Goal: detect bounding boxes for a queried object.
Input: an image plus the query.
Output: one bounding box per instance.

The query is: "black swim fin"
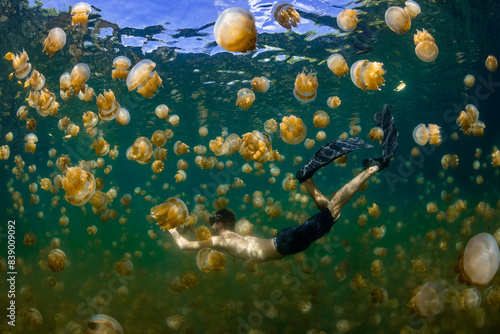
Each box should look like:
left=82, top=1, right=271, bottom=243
left=296, top=137, right=373, bottom=183
left=363, top=104, right=399, bottom=170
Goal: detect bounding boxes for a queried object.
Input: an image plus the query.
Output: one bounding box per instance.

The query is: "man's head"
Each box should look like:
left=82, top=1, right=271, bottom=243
left=209, top=209, right=235, bottom=234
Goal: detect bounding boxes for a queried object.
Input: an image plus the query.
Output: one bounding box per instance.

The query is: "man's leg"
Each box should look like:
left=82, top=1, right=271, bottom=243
left=327, top=165, right=379, bottom=219
left=302, top=177, right=329, bottom=211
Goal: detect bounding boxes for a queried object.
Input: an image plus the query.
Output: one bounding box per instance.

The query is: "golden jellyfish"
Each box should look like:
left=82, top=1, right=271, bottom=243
left=151, top=130, right=168, bottom=147
left=441, top=154, right=459, bottom=170
left=272, top=2, right=300, bottom=30
left=485, top=55, right=498, bottom=72
left=24, top=133, right=38, bottom=153
left=28, top=89, right=59, bottom=116
left=59, top=72, right=73, bottom=100
left=87, top=314, right=124, bottom=334
left=412, top=123, right=441, bottom=146
left=150, top=197, right=189, bottom=230
left=313, top=110, right=330, bottom=128
left=408, top=282, right=445, bottom=317
left=251, top=76, right=270, bottom=93
left=458, top=287, right=482, bottom=312
left=235, top=219, right=253, bottom=236
left=167, top=315, right=185, bottom=330
left=47, top=248, right=67, bottom=272
left=127, top=137, right=153, bottom=164
left=293, top=70, right=318, bottom=103
left=169, top=114, right=180, bottom=126
left=24, top=70, right=45, bottom=90
left=198, top=126, right=208, bottom=136
left=457, top=104, right=479, bottom=134
left=91, top=137, right=110, bottom=156
left=0, top=145, right=10, bottom=160
left=327, top=54, right=349, bottom=76
left=112, top=56, right=131, bottom=80
left=127, top=59, right=162, bottom=98
left=174, top=170, right=186, bottom=182
left=116, top=108, right=130, bottom=125
left=455, top=233, right=500, bottom=287
left=196, top=226, right=211, bottom=241
left=371, top=225, right=386, bottom=239
left=385, top=6, right=411, bottom=34
left=66, top=123, right=80, bottom=137
left=214, top=7, right=257, bottom=53
left=304, top=138, right=315, bottom=149
left=56, top=155, right=71, bottom=171
left=70, top=63, right=90, bottom=94
left=368, top=203, right=381, bottom=219
left=464, top=74, right=475, bottom=88
left=492, top=147, right=500, bottom=167
left=173, top=140, right=190, bottom=155
left=280, top=115, right=307, bottom=145
left=113, top=258, right=134, bottom=276
left=196, top=247, right=227, bottom=272
left=24, top=308, right=43, bottom=328
left=236, top=88, right=256, bottom=109
left=264, top=119, right=278, bottom=133
left=62, top=166, right=96, bottom=206
left=239, top=130, right=273, bottom=163
left=337, top=9, right=358, bottom=32
left=370, top=288, right=388, bottom=304
left=350, top=60, right=385, bottom=90
left=327, top=96, right=341, bottom=109
left=404, top=0, right=421, bottom=18
left=42, top=27, right=66, bottom=55
left=71, top=2, right=91, bottom=25
left=10, top=50, right=32, bottom=79
left=368, top=127, right=384, bottom=141
left=470, top=121, right=485, bottom=136
left=155, top=104, right=170, bottom=120
left=17, top=105, right=28, bottom=120
left=315, top=131, right=326, bottom=141
left=78, top=84, right=94, bottom=101
left=414, top=29, right=439, bottom=62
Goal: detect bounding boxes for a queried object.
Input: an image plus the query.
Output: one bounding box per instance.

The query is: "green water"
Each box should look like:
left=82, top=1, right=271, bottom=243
left=0, top=0, right=499, bottom=333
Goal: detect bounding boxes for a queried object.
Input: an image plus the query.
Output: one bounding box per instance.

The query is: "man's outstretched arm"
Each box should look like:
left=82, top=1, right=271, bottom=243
left=167, top=228, right=214, bottom=251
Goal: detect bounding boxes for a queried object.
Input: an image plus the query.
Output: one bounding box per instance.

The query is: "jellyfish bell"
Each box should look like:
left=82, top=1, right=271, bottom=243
left=464, top=74, right=475, bottom=88
left=47, top=248, right=67, bottom=272
left=42, top=27, right=66, bottom=55
left=455, top=233, right=500, bottom=287
left=337, top=9, right=358, bottom=32
left=116, top=108, right=130, bottom=125
left=327, top=54, right=349, bottom=76
left=404, top=0, right=421, bottom=18
left=62, top=166, right=96, bottom=206
left=214, top=7, right=257, bottom=53
left=485, top=55, right=498, bottom=72
left=196, top=247, right=227, bottom=272
left=412, top=123, right=428, bottom=145
left=415, top=41, right=439, bottom=62
left=272, top=2, right=300, bottom=30
left=11, top=50, right=32, bottom=79
left=87, top=314, right=123, bottom=334
left=126, top=59, right=162, bottom=98
left=280, top=116, right=307, bottom=145
left=236, top=88, right=256, bottom=109
left=385, top=6, right=411, bottom=34
left=150, top=197, right=189, bottom=230
left=70, top=63, right=90, bottom=94
left=408, top=282, right=445, bottom=317
left=251, top=76, right=270, bottom=93
left=293, top=70, right=318, bottom=103
left=155, top=104, right=170, bottom=119
left=112, top=56, right=131, bottom=80
left=24, top=133, right=38, bottom=153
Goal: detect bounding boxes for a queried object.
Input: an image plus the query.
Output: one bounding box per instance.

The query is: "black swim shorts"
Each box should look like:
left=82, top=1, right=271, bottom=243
left=273, top=208, right=336, bottom=256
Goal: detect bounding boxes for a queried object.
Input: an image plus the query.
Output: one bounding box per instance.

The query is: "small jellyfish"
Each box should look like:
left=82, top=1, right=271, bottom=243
left=70, top=63, right=90, bottom=94
left=337, top=9, right=358, bottom=32
left=293, top=70, right=318, bottom=103
left=455, top=233, right=500, bottom=287
left=458, top=288, right=482, bottom=312
left=251, top=76, right=270, bottom=93
left=152, top=130, right=168, bottom=147
left=236, top=88, right=256, bottom=109
left=327, top=96, right=341, bottom=109
left=313, top=110, right=330, bottom=128
left=24, top=308, right=43, bottom=328
left=198, top=126, right=208, bottom=136
left=470, top=121, right=485, bottom=137
left=167, top=315, right=185, bottom=329
left=264, top=119, right=278, bottom=133
left=413, top=123, right=429, bottom=146
left=196, top=248, right=227, bottom=272
left=385, top=6, right=411, bottom=34
left=91, top=137, right=110, bottom=156
left=62, top=166, right=96, bottom=206
left=235, top=219, right=253, bottom=236
left=150, top=197, right=189, bottom=230
left=0, top=145, right=10, bottom=160
left=457, top=104, right=479, bottom=134
left=174, top=170, right=187, bottom=182
left=155, top=104, right=170, bottom=119
left=126, top=59, right=162, bottom=98
left=404, top=0, right=421, bottom=18
left=87, top=314, right=123, bottom=334
left=17, top=105, right=28, bottom=120
left=97, top=90, right=121, bottom=121
left=71, top=3, right=93, bottom=24
left=464, top=74, right=475, bottom=88
left=408, top=282, right=445, bottom=317
left=59, top=72, right=73, bottom=100
left=24, top=70, right=45, bottom=90
left=414, top=29, right=439, bottom=62
left=196, top=226, right=211, bottom=241
left=368, top=127, right=384, bottom=141
left=24, top=133, right=38, bottom=153
left=316, top=131, right=326, bottom=141
left=485, top=55, right=498, bottom=72
left=280, top=115, right=307, bottom=145
left=47, top=248, right=67, bottom=272
left=127, top=137, right=153, bottom=164
left=327, top=54, right=349, bottom=76
left=112, top=56, right=131, bottom=80
left=239, top=130, right=273, bottom=162
left=492, top=147, right=500, bottom=167
left=441, top=154, right=459, bottom=170
left=42, top=27, right=66, bottom=55
left=116, top=108, right=130, bottom=125
left=173, top=141, right=190, bottom=156
left=350, top=60, right=385, bottom=90
left=272, top=2, right=300, bottom=30
left=214, top=7, right=257, bottom=53
left=113, top=258, right=134, bottom=276
left=9, top=50, right=32, bottom=79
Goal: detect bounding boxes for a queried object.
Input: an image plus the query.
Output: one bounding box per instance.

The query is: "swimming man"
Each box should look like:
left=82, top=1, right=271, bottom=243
left=167, top=104, right=398, bottom=262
